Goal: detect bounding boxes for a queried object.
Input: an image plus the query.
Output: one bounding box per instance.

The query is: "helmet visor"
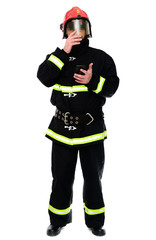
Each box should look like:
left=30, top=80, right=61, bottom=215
left=66, top=19, right=90, bottom=36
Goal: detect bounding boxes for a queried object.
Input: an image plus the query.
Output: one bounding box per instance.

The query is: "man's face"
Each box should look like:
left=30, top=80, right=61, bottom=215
left=66, top=19, right=88, bottom=39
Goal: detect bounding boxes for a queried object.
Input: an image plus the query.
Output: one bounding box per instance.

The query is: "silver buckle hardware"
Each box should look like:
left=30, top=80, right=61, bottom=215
left=86, top=113, right=94, bottom=125
left=64, top=126, right=77, bottom=131
left=64, top=112, right=70, bottom=125
left=64, top=93, right=77, bottom=98
left=69, top=57, right=76, bottom=61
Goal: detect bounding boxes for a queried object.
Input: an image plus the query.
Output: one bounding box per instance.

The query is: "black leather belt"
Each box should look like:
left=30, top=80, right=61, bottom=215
left=55, top=108, right=103, bottom=126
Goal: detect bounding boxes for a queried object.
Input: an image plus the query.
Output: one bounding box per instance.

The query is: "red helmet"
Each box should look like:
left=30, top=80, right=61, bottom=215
left=60, top=6, right=92, bottom=39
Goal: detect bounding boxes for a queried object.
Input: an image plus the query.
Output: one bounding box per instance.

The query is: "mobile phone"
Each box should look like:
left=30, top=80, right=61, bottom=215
left=75, top=65, right=87, bottom=75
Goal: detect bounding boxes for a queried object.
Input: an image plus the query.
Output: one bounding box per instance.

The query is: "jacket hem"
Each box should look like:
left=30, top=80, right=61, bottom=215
left=45, top=130, right=107, bottom=148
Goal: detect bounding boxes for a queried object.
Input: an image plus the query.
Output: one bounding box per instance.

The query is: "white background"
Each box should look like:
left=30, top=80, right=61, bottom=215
left=0, top=0, right=156, bottom=239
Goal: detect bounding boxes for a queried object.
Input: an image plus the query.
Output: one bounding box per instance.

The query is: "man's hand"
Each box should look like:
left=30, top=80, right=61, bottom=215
left=63, top=31, right=82, bottom=54
left=74, top=63, right=94, bottom=84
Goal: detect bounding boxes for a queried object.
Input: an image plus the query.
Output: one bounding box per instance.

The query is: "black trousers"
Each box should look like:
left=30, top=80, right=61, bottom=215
left=48, top=141, right=105, bottom=228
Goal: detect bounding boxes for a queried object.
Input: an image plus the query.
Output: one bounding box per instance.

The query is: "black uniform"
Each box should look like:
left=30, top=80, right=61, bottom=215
left=37, top=38, right=119, bottom=228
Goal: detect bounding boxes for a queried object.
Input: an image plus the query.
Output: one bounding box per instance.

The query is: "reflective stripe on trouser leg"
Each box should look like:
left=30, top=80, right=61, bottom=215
left=84, top=203, right=105, bottom=215
left=83, top=203, right=105, bottom=228
left=48, top=204, right=72, bottom=215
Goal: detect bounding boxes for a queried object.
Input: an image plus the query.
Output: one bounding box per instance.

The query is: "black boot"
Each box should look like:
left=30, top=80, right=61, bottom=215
left=47, top=225, right=62, bottom=236
left=91, top=227, right=106, bottom=236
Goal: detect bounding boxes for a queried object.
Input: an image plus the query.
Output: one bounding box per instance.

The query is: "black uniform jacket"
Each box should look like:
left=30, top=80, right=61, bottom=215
left=37, top=38, right=119, bottom=148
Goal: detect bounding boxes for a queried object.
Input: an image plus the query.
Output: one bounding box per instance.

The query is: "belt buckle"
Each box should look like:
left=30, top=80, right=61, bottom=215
left=64, top=112, right=70, bottom=125
left=64, top=126, right=77, bottom=131
left=86, top=113, right=94, bottom=125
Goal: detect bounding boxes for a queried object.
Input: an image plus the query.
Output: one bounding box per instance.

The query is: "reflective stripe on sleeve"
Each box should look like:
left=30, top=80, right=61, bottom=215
left=48, top=204, right=72, bottom=215
left=84, top=203, right=105, bottom=215
left=48, top=54, right=64, bottom=70
left=46, top=129, right=107, bottom=146
left=93, top=76, right=106, bottom=94
left=53, top=84, right=88, bottom=93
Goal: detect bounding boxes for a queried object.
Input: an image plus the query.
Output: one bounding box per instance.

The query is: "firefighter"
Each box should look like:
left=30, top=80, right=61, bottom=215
left=37, top=6, right=119, bottom=237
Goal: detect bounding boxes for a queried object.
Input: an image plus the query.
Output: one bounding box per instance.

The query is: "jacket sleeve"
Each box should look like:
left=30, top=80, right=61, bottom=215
left=87, top=53, right=119, bottom=98
left=37, top=48, right=69, bottom=87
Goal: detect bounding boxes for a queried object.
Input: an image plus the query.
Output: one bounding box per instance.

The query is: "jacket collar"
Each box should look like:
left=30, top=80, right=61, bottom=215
left=70, top=38, right=89, bottom=57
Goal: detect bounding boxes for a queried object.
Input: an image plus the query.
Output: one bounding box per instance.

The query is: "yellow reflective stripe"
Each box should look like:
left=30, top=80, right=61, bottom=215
left=48, top=54, right=64, bottom=70
left=84, top=203, right=105, bottom=215
left=48, top=204, right=72, bottom=215
left=53, top=84, right=88, bottom=93
left=93, top=76, right=106, bottom=94
left=46, top=129, right=107, bottom=146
